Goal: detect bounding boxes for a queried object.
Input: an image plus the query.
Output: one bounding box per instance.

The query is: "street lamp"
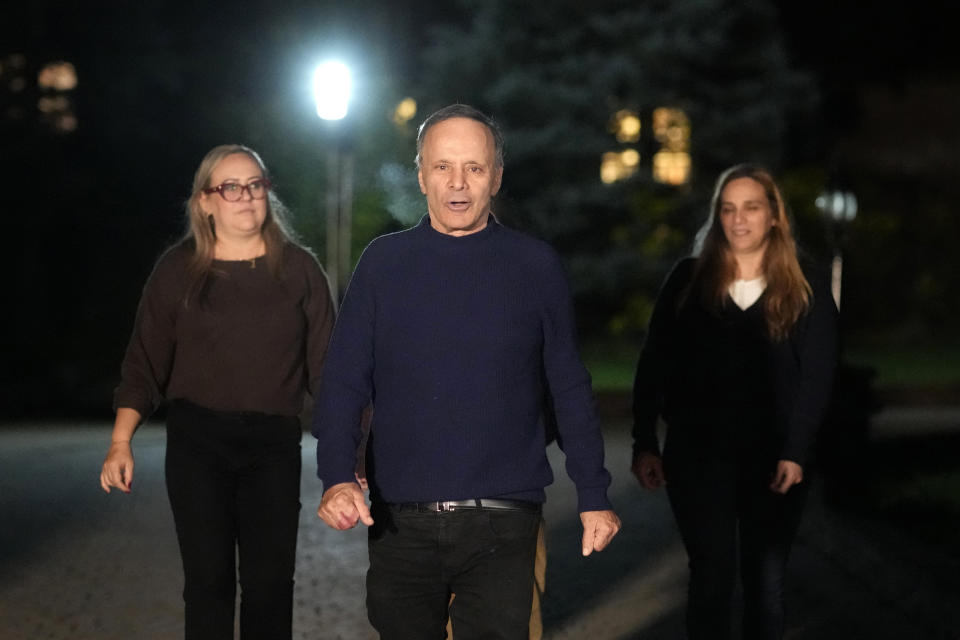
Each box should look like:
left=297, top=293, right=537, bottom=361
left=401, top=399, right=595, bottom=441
left=815, top=187, right=858, bottom=309
left=313, top=60, right=353, bottom=298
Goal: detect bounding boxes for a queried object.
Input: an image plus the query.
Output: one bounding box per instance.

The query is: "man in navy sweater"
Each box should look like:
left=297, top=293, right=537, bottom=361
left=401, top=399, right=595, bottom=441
left=313, top=104, right=621, bottom=639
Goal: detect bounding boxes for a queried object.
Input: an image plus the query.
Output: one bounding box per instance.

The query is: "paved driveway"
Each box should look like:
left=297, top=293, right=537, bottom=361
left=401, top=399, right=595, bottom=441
left=1, top=419, right=956, bottom=639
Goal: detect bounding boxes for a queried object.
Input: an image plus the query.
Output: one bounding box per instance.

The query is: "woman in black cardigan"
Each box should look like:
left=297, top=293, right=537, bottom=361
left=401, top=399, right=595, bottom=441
left=631, top=164, right=838, bottom=640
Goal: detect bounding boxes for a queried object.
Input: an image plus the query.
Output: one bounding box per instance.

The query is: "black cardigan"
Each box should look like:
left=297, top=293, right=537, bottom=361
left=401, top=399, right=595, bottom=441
left=632, top=257, right=838, bottom=466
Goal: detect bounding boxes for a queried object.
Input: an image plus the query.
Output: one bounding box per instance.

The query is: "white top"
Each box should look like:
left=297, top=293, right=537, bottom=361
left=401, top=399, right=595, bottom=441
left=729, top=276, right=766, bottom=310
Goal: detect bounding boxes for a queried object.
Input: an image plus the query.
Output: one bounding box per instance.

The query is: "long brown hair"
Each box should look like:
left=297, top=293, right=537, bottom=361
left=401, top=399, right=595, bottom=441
left=689, top=164, right=811, bottom=341
left=183, top=145, right=298, bottom=303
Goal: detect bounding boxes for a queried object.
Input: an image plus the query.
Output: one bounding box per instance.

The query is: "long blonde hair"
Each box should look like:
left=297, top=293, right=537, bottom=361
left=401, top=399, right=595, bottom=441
left=689, top=164, right=811, bottom=341
left=183, top=145, right=297, bottom=302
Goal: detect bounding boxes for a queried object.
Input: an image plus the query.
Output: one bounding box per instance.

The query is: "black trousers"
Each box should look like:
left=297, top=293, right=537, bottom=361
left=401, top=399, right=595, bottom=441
left=366, top=502, right=541, bottom=640
left=165, top=400, right=302, bottom=640
left=665, top=449, right=807, bottom=640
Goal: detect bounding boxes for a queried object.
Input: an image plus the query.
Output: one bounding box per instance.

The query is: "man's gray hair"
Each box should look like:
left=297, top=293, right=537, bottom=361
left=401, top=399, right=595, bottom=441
left=415, top=104, right=505, bottom=169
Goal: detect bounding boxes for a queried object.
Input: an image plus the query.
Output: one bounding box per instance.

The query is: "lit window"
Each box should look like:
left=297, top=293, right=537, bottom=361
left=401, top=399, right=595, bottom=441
left=55, top=113, right=78, bottom=132
left=621, top=148, right=640, bottom=168
left=38, top=96, right=70, bottom=113
left=3, top=54, right=28, bottom=94
left=34, top=65, right=79, bottom=134
left=653, top=151, right=691, bottom=186
left=610, top=109, right=641, bottom=143
left=38, top=61, right=78, bottom=91
left=600, top=149, right=640, bottom=184
left=652, top=107, right=691, bottom=185
left=600, top=152, right=622, bottom=184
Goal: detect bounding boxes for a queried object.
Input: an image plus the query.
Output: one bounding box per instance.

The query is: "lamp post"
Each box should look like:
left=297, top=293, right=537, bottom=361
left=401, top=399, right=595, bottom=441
left=313, top=60, right=353, bottom=298
left=815, top=187, right=857, bottom=309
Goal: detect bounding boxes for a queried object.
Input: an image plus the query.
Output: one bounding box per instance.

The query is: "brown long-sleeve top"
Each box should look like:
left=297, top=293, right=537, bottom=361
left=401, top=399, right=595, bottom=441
left=114, top=241, right=336, bottom=418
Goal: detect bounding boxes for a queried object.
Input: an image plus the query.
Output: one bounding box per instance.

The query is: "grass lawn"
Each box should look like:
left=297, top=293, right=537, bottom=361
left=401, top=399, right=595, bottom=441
left=583, top=351, right=636, bottom=392
left=844, top=342, right=960, bottom=389
left=583, top=338, right=960, bottom=394
left=581, top=343, right=640, bottom=393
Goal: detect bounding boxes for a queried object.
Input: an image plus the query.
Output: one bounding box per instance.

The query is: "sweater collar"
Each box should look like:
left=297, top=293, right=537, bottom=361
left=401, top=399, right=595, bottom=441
left=416, top=213, right=501, bottom=244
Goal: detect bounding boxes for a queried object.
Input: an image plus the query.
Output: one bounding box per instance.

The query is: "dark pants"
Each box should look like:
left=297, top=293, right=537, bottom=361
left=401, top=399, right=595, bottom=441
left=165, top=401, right=302, bottom=640
left=665, top=451, right=807, bottom=640
left=366, top=502, right=541, bottom=640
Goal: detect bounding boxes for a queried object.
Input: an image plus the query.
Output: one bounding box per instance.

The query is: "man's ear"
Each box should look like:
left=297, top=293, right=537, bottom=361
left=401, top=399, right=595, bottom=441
left=492, top=166, right=503, bottom=196
left=417, top=167, right=427, bottom=195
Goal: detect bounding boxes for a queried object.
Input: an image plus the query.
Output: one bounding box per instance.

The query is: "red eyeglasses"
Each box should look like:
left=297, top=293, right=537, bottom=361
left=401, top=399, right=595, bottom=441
left=203, top=178, right=272, bottom=202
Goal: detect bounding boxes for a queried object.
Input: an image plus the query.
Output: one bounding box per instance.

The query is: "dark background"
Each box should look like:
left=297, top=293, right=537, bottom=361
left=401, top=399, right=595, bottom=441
left=1, top=0, right=957, bottom=418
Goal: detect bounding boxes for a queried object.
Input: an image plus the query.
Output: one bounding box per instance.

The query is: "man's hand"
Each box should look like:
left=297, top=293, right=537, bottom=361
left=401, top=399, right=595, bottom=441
left=580, top=509, right=621, bottom=556
left=317, top=482, right=374, bottom=530
left=631, top=452, right=665, bottom=490
left=355, top=472, right=369, bottom=491
left=769, top=460, right=803, bottom=494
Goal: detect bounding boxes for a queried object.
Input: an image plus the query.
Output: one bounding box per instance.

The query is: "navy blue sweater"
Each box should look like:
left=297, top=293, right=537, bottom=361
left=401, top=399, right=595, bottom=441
left=313, top=216, right=612, bottom=512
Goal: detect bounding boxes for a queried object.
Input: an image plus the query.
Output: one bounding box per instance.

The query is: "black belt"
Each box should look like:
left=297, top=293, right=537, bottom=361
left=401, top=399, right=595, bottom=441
left=392, top=499, right=542, bottom=513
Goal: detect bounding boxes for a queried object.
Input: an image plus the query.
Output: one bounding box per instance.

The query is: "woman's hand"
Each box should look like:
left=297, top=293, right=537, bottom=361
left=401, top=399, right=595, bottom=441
left=631, top=452, right=666, bottom=490
left=769, top=459, right=803, bottom=494
left=101, top=442, right=135, bottom=493
left=100, top=407, right=141, bottom=494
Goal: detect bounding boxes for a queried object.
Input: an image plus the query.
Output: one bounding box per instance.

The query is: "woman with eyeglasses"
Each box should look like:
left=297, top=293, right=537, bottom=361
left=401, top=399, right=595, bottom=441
left=631, top=164, right=838, bottom=640
left=100, top=144, right=335, bottom=639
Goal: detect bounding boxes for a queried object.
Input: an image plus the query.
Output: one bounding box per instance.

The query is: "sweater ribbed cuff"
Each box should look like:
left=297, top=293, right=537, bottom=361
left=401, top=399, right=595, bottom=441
left=577, top=487, right=613, bottom=513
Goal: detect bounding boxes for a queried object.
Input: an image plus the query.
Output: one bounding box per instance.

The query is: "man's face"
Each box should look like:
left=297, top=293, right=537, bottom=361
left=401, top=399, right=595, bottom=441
left=417, top=117, right=503, bottom=236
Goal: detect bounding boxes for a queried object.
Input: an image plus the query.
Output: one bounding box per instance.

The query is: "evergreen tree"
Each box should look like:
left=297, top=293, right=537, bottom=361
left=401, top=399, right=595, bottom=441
left=414, top=0, right=815, bottom=339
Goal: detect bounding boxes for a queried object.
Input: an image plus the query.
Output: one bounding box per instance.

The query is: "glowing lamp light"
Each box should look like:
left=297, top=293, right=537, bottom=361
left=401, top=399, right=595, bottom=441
left=815, top=190, right=858, bottom=223
left=393, top=97, right=417, bottom=125
left=313, top=61, right=351, bottom=121
left=815, top=187, right=857, bottom=308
